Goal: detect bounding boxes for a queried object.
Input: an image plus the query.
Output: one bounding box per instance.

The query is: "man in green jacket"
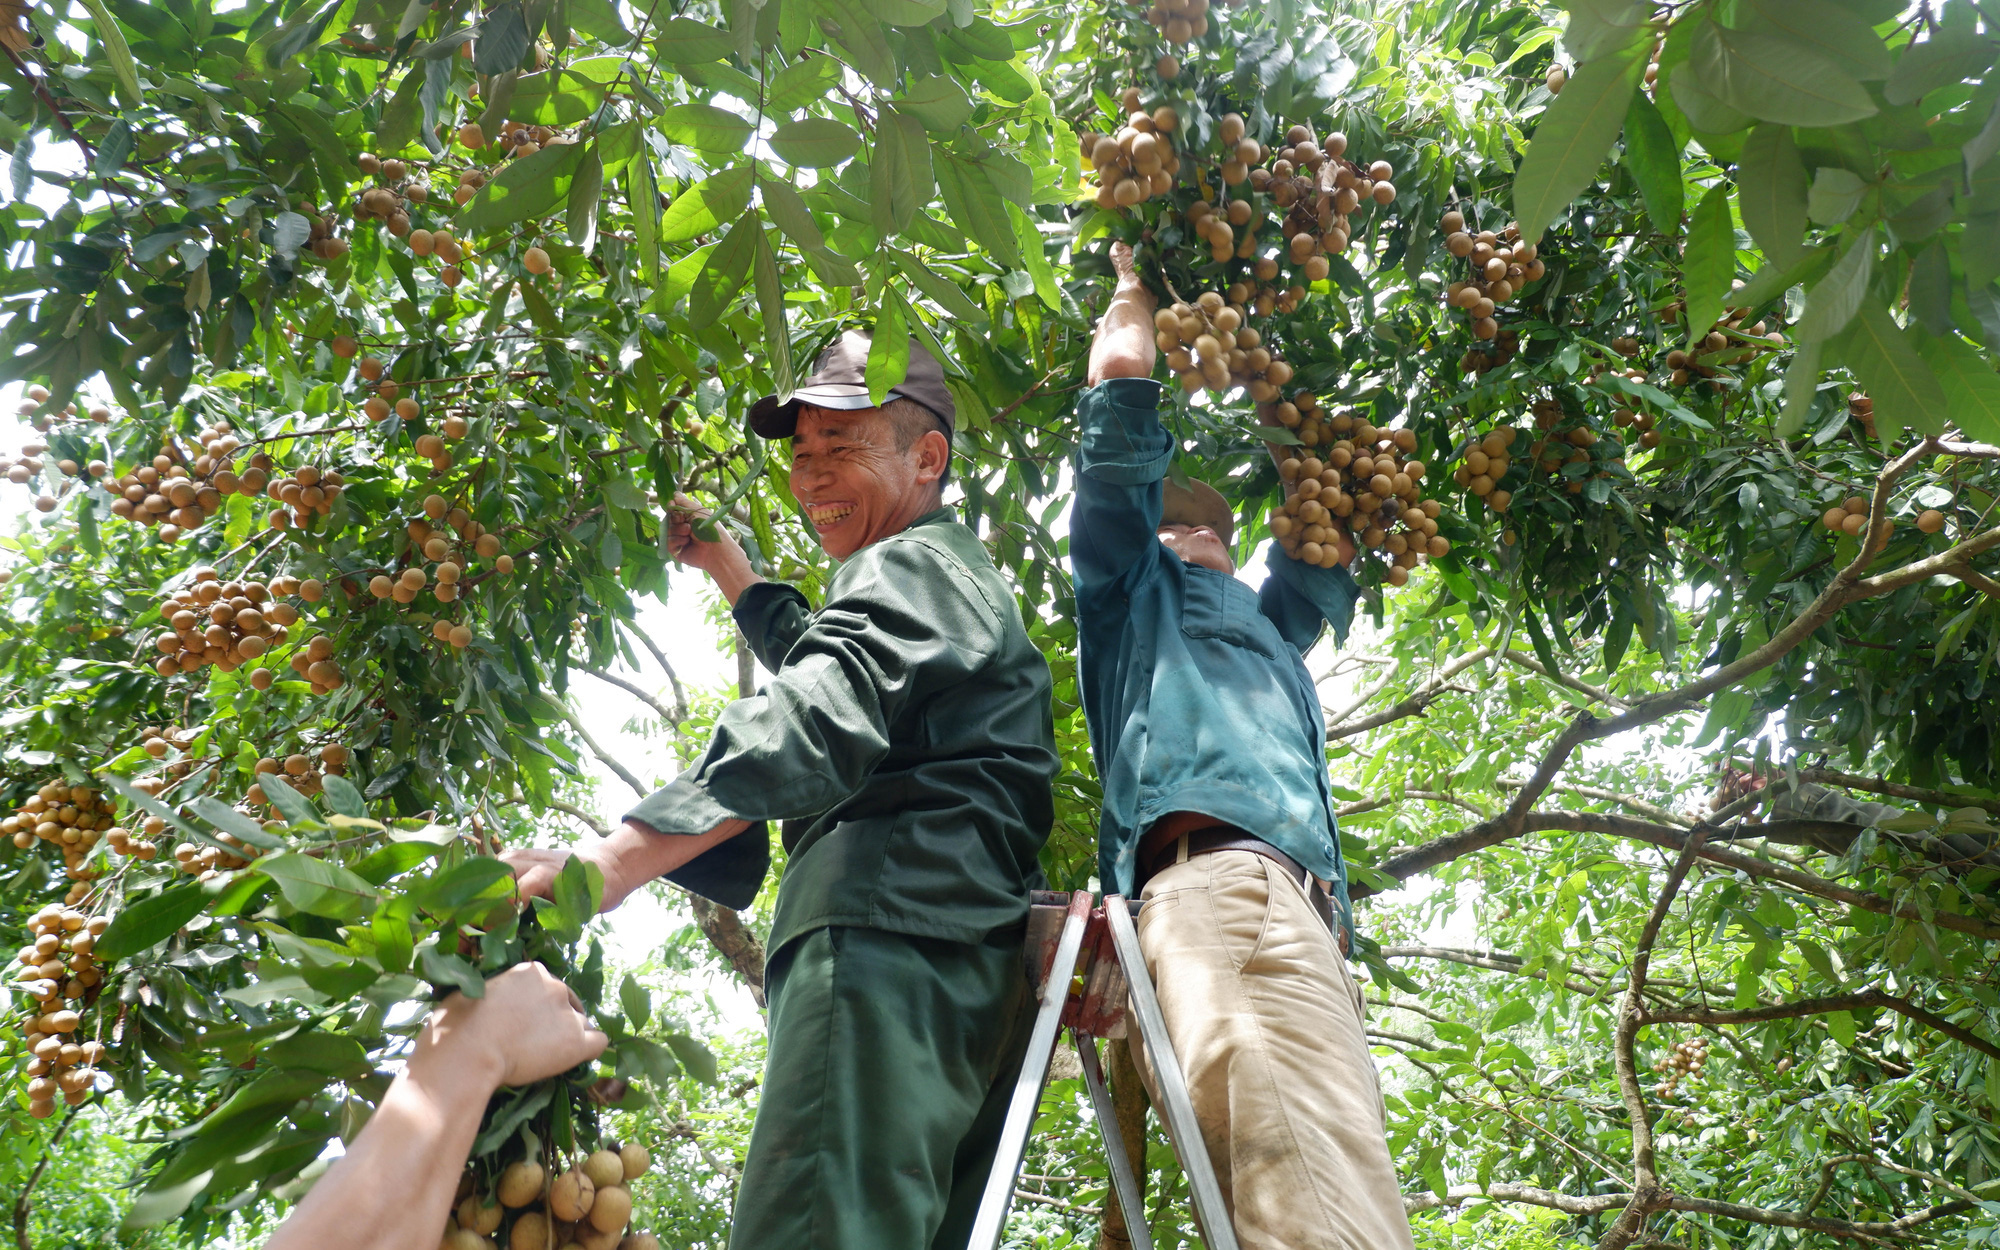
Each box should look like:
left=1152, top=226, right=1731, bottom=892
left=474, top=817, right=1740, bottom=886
left=506, top=332, right=1059, bottom=1250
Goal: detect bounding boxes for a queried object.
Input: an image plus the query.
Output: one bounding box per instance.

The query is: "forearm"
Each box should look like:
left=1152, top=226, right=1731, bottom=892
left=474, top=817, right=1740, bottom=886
left=706, top=546, right=765, bottom=608
left=1089, top=281, right=1158, bottom=384
left=611, top=817, right=752, bottom=885
left=265, top=1059, right=494, bottom=1250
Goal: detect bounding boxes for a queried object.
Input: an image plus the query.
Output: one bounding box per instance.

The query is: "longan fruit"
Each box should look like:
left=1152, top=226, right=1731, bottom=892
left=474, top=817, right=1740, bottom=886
left=509, top=1212, right=552, bottom=1250
left=396, top=398, right=420, bottom=421
left=586, top=1185, right=631, bottom=1233
left=449, top=625, right=474, bottom=648
left=424, top=494, right=449, bottom=518
left=1840, top=512, right=1866, bottom=536
left=550, top=1169, right=595, bottom=1221
left=1155, top=53, right=1179, bottom=78
left=1842, top=495, right=1868, bottom=515
left=369, top=575, right=394, bottom=598
left=524, top=247, right=552, bottom=274
left=497, top=1161, right=544, bottom=1208
left=1917, top=509, right=1945, bottom=533
left=582, top=1151, right=625, bottom=1189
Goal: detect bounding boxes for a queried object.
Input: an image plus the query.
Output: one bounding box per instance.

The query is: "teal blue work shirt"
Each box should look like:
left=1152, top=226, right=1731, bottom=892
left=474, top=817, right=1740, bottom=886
left=1069, top=378, right=1358, bottom=925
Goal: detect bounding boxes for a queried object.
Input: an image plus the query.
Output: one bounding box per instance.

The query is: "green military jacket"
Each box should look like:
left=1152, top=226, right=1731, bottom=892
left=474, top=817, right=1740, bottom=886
left=624, top=507, right=1058, bottom=956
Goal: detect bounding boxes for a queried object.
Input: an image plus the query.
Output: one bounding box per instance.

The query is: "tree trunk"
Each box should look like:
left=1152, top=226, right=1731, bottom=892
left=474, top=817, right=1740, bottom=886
left=688, top=893, right=768, bottom=1009
left=1097, top=1037, right=1152, bottom=1250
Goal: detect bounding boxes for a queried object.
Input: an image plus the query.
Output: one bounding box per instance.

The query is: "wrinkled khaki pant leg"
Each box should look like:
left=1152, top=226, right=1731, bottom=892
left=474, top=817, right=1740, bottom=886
left=1131, top=851, right=1415, bottom=1250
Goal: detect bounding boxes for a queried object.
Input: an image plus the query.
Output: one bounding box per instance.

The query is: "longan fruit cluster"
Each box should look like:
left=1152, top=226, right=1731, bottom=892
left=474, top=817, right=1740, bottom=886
left=1249, top=125, right=1394, bottom=278
left=13, top=907, right=111, bottom=1119
left=1654, top=292, right=1786, bottom=388
left=3, top=782, right=116, bottom=902
left=10, top=384, right=110, bottom=433
left=152, top=566, right=307, bottom=680
left=1441, top=214, right=1541, bottom=351
left=246, top=745, right=350, bottom=810
left=170, top=829, right=263, bottom=879
left=1142, top=0, right=1211, bottom=46
left=1080, top=92, right=1181, bottom=213
left=462, top=1145, right=657, bottom=1250
left=279, top=630, right=349, bottom=694
left=294, top=201, right=351, bottom=261
left=1270, top=406, right=1444, bottom=584
left=1522, top=399, right=1627, bottom=495
left=408, top=224, right=475, bottom=289
left=1818, top=493, right=1881, bottom=539
left=1152, top=292, right=1292, bottom=396
left=1, top=438, right=78, bottom=514
left=354, top=152, right=431, bottom=241
left=1610, top=404, right=1662, bottom=451
left=1651, top=1034, right=1708, bottom=1097
left=264, top=463, right=349, bottom=532
left=103, top=427, right=270, bottom=542
left=1452, top=425, right=1521, bottom=514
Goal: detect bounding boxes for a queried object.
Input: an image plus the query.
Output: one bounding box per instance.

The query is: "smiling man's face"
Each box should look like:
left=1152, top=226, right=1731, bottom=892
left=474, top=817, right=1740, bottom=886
left=788, top=405, right=948, bottom=559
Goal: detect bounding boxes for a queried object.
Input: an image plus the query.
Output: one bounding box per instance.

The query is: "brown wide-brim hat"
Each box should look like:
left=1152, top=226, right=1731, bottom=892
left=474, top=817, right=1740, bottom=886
left=749, top=329, right=956, bottom=439
left=1161, top=478, right=1235, bottom=546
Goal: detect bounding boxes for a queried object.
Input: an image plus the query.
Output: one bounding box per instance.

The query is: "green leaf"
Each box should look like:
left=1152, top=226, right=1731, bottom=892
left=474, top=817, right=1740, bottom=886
left=1667, top=61, right=1751, bottom=134
left=1806, top=167, right=1866, bottom=225
left=568, top=144, right=604, bottom=253
left=761, top=176, right=826, bottom=250
left=1745, top=0, right=1891, bottom=81
left=660, top=164, right=755, bottom=244
left=1737, top=124, right=1808, bottom=267
left=654, top=16, right=734, bottom=61
left=619, top=972, right=651, bottom=1027
left=767, top=54, right=844, bottom=113
left=1511, top=39, right=1647, bottom=242
left=1794, top=235, right=1873, bottom=343
left=1884, top=25, right=1996, bottom=106
left=814, top=0, right=896, bottom=87
left=1775, top=337, right=1824, bottom=436
left=1909, top=239, right=1955, bottom=337
left=862, top=0, right=946, bottom=24
left=190, top=796, right=287, bottom=849
left=96, top=884, right=210, bottom=961
left=1620, top=91, right=1684, bottom=235
left=1827, top=1009, right=1856, bottom=1048
left=372, top=904, right=415, bottom=975
left=419, top=943, right=486, bottom=997
left=263, top=1032, right=372, bottom=1078
left=458, top=139, right=591, bottom=235
left=1690, top=21, right=1876, bottom=127
left=256, top=851, right=380, bottom=920
left=1842, top=303, right=1947, bottom=441
left=1489, top=998, right=1536, bottom=1031
left=934, top=151, right=1020, bottom=266
left=76, top=0, right=144, bottom=108
left=665, top=1032, right=720, bottom=1084
left=867, top=295, right=910, bottom=405
left=624, top=1036, right=682, bottom=1087
left=899, top=74, right=976, bottom=133
left=870, top=108, right=934, bottom=237
left=890, top=249, right=985, bottom=322
left=1561, top=0, right=1652, bottom=61
left=629, top=151, right=661, bottom=291
left=658, top=103, right=754, bottom=153
left=1008, top=200, right=1058, bottom=309
left=1680, top=183, right=1737, bottom=348
left=1917, top=331, right=2000, bottom=443
left=475, top=1, right=534, bottom=74
left=692, top=210, right=759, bottom=325
left=258, top=774, right=321, bottom=828
left=754, top=227, right=794, bottom=403
left=770, top=117, right=864, bottom=168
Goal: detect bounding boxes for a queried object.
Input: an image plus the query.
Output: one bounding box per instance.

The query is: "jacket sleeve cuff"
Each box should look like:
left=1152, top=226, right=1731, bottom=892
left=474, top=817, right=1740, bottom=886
left=1076, top=379, right=1173, bottom=486
left=1264, top=546, right=1361, bottom=646
left=732, top=581, right=812, bottom=672
left=623, top=780, right=771, bottom=910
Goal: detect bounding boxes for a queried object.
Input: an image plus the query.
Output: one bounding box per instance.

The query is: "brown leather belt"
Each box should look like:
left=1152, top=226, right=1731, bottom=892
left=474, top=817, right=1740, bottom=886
left=1144, top=825, right=1342, bottom=944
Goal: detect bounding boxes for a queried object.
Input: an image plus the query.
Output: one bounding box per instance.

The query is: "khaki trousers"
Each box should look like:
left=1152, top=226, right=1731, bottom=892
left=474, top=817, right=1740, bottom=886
left=1132, top=851, right=1415, bottom=1250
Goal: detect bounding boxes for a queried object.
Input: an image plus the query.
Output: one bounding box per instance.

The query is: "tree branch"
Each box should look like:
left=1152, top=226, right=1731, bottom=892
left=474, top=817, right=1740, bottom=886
left=1501, top=648, right=1632, bottom=709
left=1403, top=1184, right=1972, bottom=1241
left=686, top=893, right=767, bottom=1009
left=549, top=801, right=611, bottom=837
left=1326, top=647, right=1494, bottom=740
left=1645, top=987, right=2000, bottom=1061
left=1793, top=767, right=2000, bottom=817
left=581, top=664, right=685, bottom=728
left=623, top=623, right=692, bottom=723
left=552, top=701, right=650, bottom=800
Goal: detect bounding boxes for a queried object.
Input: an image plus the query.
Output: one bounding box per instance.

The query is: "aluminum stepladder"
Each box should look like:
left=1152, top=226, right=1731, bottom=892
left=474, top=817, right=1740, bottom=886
left=967, top=889, right=1242, bottom=1250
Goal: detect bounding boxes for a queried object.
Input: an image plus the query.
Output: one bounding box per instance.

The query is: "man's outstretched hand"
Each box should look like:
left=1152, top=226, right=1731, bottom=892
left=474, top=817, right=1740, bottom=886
left=415, top=962, right=609, bottom=1091
left=503, top=818, right=756, bottom=916
left=664, top=492, right=763, bottom=606
left=1088, top=241, right=1160, bottom=386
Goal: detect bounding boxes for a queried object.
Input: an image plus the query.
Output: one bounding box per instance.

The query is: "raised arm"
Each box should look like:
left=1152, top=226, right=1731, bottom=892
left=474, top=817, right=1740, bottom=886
left=1073, top=243, right=1172, bottom=595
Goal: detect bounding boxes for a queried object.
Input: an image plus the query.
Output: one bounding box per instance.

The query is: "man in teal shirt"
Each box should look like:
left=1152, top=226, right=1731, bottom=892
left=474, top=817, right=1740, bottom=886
left=1070, top=243, right=1414, bottom=1250
left=507, top=332, right=1058, bottom=1250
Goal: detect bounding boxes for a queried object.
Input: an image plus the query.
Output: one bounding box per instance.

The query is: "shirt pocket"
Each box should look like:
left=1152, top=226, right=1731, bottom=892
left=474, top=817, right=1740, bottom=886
left=1179, top=569, right=1280, bottom=659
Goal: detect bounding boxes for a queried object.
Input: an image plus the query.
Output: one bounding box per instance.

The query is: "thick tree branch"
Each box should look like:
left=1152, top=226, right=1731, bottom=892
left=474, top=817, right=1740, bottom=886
left=1497, top=777, right=1692, bottom=827
left=1645, top=987, right=2000, bottom=1061
left=1794, top=767, right=2000, bottom=817
left=623, top=623, right=692, bottom=723
left=687, top=894, right=767, bottom=1009
left=549, top=801, right=611, bottom=837
left=1404, top=1184, right=1972, bottom=1241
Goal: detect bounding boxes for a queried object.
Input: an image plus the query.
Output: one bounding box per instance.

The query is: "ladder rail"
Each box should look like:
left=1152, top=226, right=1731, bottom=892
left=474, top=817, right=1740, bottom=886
left=1103, top=895, right=1242, bottom=1250
left=966, top=889, right=1095, bottom=1250
left=1074, top=1026, right=1154, bottom=1250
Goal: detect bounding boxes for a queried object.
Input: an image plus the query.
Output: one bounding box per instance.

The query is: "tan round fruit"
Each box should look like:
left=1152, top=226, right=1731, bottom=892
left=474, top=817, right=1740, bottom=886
left=509, top=1211, right=552, bottom=1250
left=524, top=247, right=552, bottom=274
left=448, top=1229, right=492, bottom=1250
left=582, top=1150, right=625, bottom=1189
left=618, top=1142, right=651, bottom=1180
left=1917, top=508, right=1944, bottom=533
left=586, top=1185, right=631, bottom=1233
left=498, top=1161, right=545, bottom=1208
left=549, top=1169, right=595, bottom=1221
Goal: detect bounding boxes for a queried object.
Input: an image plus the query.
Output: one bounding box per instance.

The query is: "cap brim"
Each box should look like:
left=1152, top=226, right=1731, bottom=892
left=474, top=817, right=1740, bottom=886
left=749, top=385, right=944, bottom=438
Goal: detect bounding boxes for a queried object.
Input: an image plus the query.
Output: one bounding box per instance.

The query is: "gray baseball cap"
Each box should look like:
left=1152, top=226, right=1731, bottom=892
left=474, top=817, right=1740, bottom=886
left=749, top=329, right=956, bottom=439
